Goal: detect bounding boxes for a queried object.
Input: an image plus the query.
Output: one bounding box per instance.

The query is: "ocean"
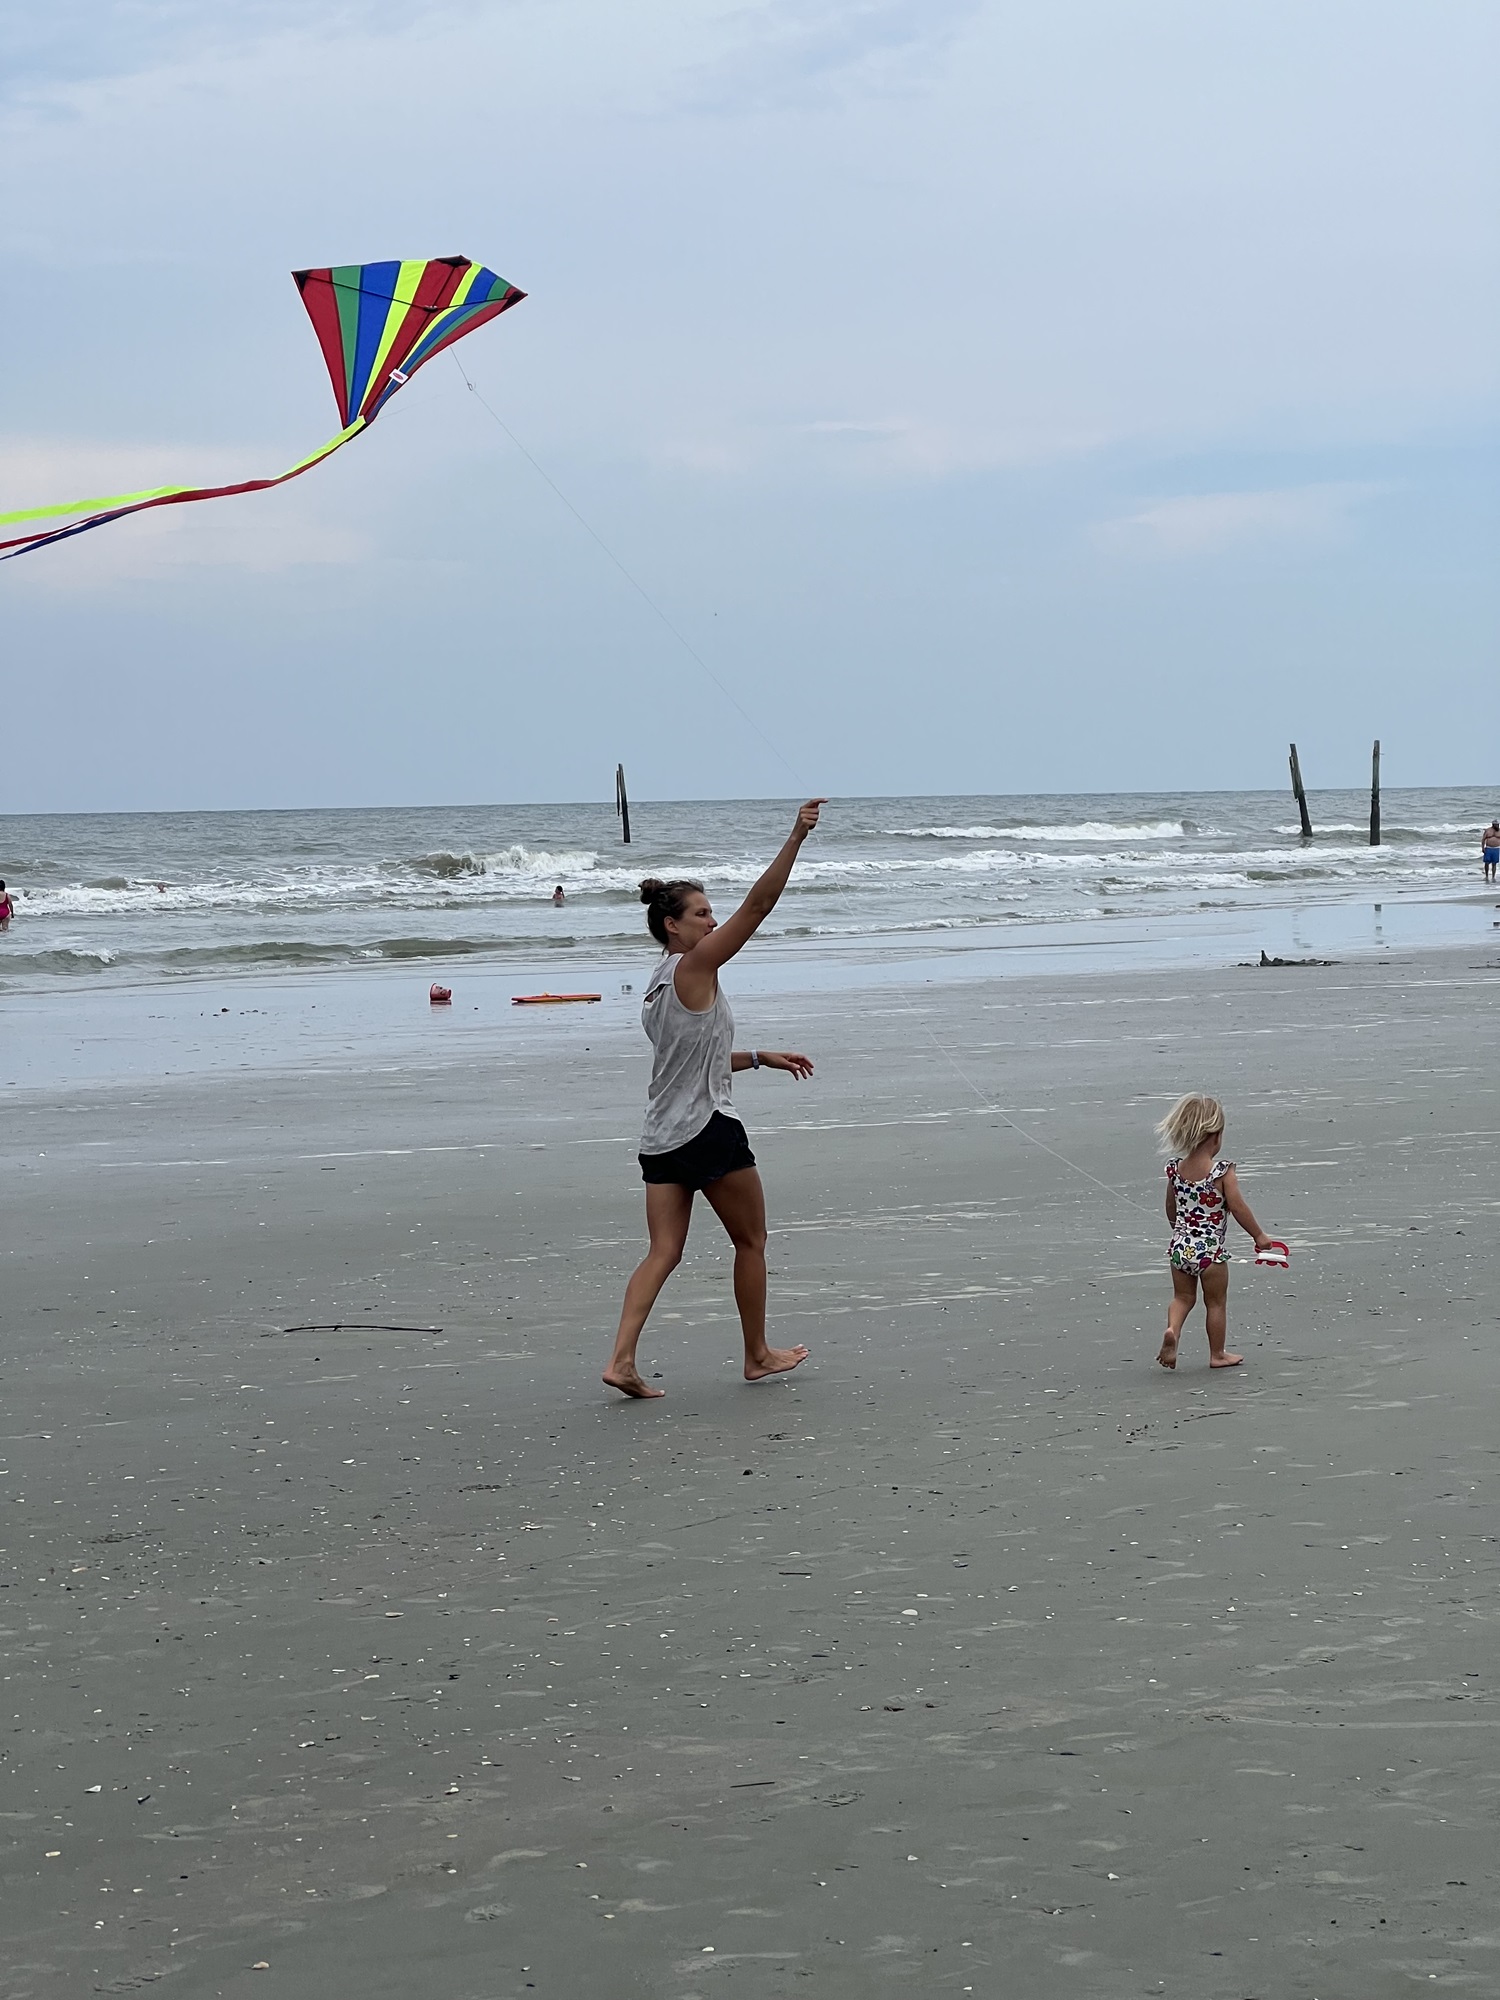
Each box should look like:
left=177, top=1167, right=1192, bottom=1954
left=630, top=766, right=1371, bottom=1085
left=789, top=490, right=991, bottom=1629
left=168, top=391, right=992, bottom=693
left=2, top=787, right=1496, bottom=998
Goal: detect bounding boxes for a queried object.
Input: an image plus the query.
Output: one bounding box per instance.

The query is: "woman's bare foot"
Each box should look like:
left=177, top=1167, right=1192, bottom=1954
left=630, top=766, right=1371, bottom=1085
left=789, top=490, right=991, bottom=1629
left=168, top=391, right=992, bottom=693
left=744, top=1344, right=809, bottom=1382
left=1209, top=1352, right=1243, bottom=1369
left=1156, top=1331, right=1178, bottom=1370
left=602, top=1364, right=665, bottom=1399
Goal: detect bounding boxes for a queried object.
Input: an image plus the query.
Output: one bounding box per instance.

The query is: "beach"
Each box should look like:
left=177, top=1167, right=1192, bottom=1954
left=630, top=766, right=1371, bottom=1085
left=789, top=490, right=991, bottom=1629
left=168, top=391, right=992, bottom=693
left=3, top=934, right=1497, bottom=1999
left=5, top=0, right=1488, bottom=1979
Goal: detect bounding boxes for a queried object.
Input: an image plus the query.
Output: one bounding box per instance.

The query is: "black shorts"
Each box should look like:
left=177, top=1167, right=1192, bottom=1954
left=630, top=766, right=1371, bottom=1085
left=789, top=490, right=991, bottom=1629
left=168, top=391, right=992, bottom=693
left=639, top=1112, right=756, bottom=1190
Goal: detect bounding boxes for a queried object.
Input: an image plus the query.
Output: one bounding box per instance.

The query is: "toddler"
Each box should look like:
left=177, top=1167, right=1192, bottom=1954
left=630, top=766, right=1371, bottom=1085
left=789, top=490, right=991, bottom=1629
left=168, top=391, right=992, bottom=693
left=1155, top=1092, right=1275, bottom=1370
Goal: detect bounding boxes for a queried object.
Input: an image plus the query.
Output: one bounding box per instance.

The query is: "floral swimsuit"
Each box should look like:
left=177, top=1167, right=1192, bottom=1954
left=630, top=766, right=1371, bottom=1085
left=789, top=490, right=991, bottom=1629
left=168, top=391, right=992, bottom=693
left=1167, top=1158, right=1232, bottom=1273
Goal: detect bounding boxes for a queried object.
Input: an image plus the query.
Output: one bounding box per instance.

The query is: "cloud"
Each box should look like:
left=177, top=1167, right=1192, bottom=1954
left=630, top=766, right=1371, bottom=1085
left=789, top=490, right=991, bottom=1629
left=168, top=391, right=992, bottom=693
left=2, top=1, right=1492, bottom=478
left=0, top=0, right=485, bottom=100
left=650, top=412, right=1113, bottom=482
left=796, top=414, right=1111, bottom=477
left=0, top=435, right=366, bottom=586
left=680, top=0, right=981, bottom=110
left=1103, top=481, right=1388, bottom=559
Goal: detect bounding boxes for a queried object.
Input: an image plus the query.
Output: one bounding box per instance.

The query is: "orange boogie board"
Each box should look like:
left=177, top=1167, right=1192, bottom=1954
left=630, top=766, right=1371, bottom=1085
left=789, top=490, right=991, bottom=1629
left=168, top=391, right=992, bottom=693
left=511, top=992, right=602, bottom=1006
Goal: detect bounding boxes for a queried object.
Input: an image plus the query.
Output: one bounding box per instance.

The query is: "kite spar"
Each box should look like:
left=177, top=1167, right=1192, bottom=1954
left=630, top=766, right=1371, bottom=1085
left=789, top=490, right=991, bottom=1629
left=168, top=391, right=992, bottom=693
left=0, top=256, right=525, bottom=561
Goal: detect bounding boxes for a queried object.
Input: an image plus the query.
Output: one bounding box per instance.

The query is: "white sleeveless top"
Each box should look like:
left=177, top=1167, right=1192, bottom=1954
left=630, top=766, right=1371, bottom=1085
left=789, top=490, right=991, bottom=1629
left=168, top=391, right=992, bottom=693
left=639, top=954, right=736, bottom=1154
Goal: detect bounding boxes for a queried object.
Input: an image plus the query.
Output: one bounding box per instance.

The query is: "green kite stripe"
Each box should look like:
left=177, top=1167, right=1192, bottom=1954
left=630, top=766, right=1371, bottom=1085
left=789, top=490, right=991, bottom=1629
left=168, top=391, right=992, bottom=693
left=0, top=423, right=365, bottom=532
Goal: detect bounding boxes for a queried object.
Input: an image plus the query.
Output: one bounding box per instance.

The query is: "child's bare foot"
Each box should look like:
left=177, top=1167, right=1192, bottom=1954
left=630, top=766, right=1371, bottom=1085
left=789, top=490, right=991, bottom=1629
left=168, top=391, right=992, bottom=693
left=744, top=1344, right=809, bottom=1382
left=1209, top=1352, right=1243, bottom=1369
left=602, top=1364, right=665, bottom=1399
left=1156, top=1331, right=1178, bottom=1369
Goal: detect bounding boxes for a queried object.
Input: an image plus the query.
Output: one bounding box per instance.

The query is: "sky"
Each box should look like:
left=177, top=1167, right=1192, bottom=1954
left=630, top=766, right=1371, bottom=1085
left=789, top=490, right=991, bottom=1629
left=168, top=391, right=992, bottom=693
left=1, top=0, right=1496, bottom=811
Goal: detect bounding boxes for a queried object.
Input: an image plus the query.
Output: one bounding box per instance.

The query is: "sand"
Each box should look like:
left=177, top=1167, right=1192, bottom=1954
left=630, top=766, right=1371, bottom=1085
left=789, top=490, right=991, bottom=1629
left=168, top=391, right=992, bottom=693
left=2, top=948, right=1498, bottom=1998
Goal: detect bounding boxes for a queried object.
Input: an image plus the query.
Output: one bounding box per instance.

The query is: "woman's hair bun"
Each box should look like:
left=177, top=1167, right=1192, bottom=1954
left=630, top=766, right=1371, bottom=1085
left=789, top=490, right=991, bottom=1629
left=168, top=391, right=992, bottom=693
left=638, top=878, right=666, bottom=904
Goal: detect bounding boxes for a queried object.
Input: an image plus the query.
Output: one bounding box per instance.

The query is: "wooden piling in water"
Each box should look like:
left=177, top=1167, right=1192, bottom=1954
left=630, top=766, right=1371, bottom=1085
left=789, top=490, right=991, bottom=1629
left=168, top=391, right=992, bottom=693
left=1370, top=739, right=1380, bottom=846
left=615, top=762, right=631, bottom=845
left=1289, top=743, right=1313, bottom=839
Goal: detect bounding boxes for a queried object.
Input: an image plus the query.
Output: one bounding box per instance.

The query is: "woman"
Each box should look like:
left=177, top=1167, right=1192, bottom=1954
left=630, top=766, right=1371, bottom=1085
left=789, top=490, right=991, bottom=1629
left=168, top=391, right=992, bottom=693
left=603, top=799, right=826, bottom=1399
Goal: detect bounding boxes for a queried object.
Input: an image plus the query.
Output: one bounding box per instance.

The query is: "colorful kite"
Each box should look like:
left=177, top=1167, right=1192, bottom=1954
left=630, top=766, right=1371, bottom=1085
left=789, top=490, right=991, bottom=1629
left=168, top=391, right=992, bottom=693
left=0, top=256, right=525, bottom=561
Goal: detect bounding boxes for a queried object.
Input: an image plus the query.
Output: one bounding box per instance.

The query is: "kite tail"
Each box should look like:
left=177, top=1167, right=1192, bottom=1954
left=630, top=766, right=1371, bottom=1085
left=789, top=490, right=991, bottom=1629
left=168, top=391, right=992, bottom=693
left=0, top=421, right=365, bottom=562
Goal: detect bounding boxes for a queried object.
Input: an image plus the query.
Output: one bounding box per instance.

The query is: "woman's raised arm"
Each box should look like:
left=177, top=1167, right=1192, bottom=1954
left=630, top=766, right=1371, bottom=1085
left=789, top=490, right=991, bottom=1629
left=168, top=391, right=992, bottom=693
left=676, top=801, right=825, bottom=999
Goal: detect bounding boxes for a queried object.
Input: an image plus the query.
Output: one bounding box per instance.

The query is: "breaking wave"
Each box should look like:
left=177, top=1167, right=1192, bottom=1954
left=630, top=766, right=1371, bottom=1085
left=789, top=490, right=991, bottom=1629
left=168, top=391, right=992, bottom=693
left=405, top=844, right=600, bottom=881
left=888, top=819, right=1201, bottom=841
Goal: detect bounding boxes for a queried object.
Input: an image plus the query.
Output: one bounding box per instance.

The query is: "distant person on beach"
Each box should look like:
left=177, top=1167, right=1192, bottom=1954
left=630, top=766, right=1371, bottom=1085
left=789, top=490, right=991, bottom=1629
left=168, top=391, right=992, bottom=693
left=1482, top=824, right=1500, bottom=883
left=552, top=884, right=566, bottom=905
left=1156, top=1093, right=1277, bottom=1371
left=0, top=880, right=12, bottom=928
left=603, top=799, right=826, bottom=1399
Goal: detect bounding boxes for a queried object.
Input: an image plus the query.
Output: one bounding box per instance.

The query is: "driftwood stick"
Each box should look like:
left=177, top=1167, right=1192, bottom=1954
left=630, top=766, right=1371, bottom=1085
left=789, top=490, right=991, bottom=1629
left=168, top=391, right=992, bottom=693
left=274, top=1322, right=445, bottom=1335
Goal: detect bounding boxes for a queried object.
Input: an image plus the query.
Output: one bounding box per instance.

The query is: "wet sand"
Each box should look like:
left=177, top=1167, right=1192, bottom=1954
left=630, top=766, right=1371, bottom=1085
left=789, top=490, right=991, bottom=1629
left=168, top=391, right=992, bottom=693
left=2, top=950, right=1498, bottom=1998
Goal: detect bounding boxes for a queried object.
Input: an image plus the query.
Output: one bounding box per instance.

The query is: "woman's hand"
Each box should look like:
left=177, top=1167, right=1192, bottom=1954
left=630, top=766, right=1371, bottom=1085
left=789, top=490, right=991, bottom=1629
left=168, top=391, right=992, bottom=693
left=762, top=1050, right=814, bottom=1079
left=793, top=799, right=827, bottom=840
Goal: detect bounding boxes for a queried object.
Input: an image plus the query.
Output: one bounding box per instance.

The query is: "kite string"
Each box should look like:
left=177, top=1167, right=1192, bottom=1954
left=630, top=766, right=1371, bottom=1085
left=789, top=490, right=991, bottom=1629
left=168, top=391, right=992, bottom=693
left=454, top=359, right=1157, bottom=1227
left=451, top=357, right=789, bottom=776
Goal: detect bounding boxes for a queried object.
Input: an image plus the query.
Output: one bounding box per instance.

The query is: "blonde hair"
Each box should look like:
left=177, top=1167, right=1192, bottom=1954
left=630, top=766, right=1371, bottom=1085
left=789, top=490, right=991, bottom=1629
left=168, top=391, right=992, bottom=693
left=1156, top=1092, right=1225, bottom=1156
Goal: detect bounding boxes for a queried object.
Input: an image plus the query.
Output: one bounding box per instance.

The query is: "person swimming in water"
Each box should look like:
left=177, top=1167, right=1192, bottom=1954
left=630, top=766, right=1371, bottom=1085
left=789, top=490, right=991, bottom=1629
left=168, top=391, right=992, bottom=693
left=0, top=880, right=13, bottom=929
left=552, top=884, right=566, bottom=906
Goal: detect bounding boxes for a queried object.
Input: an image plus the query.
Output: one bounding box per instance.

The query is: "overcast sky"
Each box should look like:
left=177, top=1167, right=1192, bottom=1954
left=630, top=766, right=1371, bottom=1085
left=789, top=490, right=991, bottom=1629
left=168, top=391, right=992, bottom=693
left=2, top=0, right=1495, bottom=811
